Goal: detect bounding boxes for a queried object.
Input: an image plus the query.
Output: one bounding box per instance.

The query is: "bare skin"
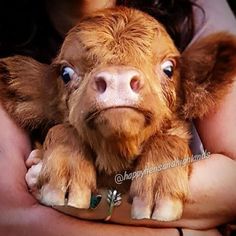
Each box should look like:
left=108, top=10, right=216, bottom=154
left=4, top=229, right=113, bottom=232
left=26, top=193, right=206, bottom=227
left=196, top=79, right=236, bottom=160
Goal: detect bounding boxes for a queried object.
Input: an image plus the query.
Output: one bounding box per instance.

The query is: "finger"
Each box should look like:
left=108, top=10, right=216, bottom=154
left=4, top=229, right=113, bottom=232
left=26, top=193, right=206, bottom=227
left=26, top=149, right=42, bottom=168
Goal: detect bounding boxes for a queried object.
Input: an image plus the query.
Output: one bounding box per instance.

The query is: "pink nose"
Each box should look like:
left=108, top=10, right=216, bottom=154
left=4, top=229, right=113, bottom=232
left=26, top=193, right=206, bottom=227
left=93, top=67, right=144, bottom=95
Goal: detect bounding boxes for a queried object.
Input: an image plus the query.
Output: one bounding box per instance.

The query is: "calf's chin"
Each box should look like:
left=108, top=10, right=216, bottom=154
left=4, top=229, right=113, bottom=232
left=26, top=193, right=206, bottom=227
left=89, top=108, right=147, bottom=139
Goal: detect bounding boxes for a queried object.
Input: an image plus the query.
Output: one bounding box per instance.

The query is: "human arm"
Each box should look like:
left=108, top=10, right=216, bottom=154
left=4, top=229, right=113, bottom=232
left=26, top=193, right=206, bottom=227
left=54, top=153, right=236, bottom=230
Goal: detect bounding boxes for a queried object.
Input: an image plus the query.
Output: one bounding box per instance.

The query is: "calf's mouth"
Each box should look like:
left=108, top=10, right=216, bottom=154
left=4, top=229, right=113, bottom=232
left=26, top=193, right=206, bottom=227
left=84, top=105, right=154, bottom=139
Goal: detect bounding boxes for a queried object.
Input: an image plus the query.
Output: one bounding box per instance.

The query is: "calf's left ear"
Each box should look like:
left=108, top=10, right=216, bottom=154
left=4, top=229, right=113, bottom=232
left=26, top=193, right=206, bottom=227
left=181, top=32, right=236, bottom=119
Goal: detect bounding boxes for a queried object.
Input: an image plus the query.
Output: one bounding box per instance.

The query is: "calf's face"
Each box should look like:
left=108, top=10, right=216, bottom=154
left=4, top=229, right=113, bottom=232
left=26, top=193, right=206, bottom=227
left=53, top=7, right=182, bottom=159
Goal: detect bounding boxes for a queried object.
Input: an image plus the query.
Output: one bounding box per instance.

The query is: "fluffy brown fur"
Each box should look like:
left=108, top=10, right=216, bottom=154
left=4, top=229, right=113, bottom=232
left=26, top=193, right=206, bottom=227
left=181, top=32, right=236, bottom=119
left=0, top=7, right=236, bottom=221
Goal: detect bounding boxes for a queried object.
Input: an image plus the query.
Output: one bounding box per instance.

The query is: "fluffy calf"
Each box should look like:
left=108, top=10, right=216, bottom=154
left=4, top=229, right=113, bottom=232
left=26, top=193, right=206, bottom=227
left=0, top=7, right=236, bottom=221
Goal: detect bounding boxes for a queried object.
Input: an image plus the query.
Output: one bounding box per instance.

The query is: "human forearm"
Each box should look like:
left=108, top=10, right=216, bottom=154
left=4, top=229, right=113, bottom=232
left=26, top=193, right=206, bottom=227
left=54, top=153, right=236, bottom=229
left=124, top=154, right=236, bottom=230
left=98, top=154, right=236, bottom=229
left=176, top=154, right=236, bottom=229
left=0, top=205, right=179, bottom=236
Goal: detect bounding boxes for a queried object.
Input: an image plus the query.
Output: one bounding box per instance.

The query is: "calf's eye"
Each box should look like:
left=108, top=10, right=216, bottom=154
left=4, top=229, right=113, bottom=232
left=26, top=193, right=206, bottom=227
left=61, top=66, right=77, bottom=84
left=161, top=60, right=174, bottom=78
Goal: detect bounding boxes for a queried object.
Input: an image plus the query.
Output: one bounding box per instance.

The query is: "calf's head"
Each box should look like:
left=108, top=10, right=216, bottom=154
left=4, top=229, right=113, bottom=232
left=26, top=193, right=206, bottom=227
left=2, top=7, right=236, bottom=173
left=53, top=7, right=182, bottom=160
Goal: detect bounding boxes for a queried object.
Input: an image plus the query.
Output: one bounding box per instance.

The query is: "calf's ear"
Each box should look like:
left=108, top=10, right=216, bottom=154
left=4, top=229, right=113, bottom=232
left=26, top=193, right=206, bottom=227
left=0, top=55, right=63, bottom=132
left=181, top=32, right=236, bottom=119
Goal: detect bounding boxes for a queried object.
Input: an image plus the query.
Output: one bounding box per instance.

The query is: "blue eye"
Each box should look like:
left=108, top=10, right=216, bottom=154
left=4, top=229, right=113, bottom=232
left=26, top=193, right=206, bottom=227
left=61, top=66, right=76, bottom=84
left=161, top=60, right=174, bottom=78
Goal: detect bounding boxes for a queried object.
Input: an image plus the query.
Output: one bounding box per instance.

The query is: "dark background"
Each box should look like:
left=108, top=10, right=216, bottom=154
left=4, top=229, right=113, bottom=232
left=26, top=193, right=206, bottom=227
left=0, top=0, right=235, bottom=64
left=228, top=0, right=236, bottom=15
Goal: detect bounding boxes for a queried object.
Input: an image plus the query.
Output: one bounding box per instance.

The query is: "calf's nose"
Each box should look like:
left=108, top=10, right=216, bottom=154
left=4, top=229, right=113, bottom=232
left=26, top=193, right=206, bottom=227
left=93, top=67, right=144, bottom=95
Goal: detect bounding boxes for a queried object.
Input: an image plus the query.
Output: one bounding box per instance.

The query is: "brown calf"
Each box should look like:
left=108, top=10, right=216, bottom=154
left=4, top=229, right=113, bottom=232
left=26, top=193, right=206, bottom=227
left=0, top=7, right=236, bottom=221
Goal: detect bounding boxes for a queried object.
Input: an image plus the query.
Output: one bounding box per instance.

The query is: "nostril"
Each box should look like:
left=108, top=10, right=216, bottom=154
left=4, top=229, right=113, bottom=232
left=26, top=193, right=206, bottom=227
left=95, top=77, right=107, bottom=93
left=130, top=76, right=141, bottom=92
